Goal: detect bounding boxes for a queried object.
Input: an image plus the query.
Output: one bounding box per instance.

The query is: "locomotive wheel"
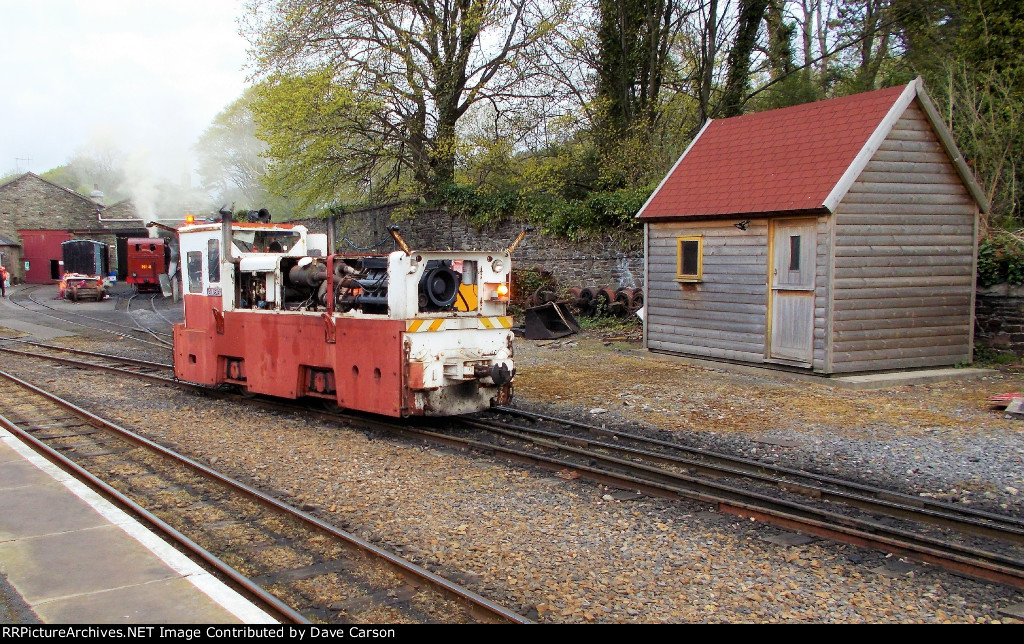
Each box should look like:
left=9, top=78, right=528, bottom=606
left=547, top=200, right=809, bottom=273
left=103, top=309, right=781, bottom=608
left=592, top=287, right=615, bottom=317
left=614, top=288, right=636, bottom=317
left=631, top=289, right=644, bottom=313
left=579, top=287, right=601, bottom=317
left=533, top=285, right=557, bottom=305
left=321, top=399, right=343, bottom=413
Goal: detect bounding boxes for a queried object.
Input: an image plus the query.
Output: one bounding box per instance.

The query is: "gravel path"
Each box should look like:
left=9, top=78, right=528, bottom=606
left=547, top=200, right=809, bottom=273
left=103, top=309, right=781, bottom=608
left=2, top=295, right=1024, bottom=623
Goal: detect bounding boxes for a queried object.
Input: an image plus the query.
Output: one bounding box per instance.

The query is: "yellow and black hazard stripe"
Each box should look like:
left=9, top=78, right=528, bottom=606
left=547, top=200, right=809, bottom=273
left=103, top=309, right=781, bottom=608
left=406, top=317, right=513, bottom=332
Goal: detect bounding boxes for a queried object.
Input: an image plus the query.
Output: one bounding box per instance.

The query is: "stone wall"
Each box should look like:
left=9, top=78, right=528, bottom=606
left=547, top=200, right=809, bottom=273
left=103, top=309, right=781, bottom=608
left=295, top=205, right=645, bottom=292
left=0, top=174, right=104, bottom=236
left=975, top=284, right=1024, bottom=356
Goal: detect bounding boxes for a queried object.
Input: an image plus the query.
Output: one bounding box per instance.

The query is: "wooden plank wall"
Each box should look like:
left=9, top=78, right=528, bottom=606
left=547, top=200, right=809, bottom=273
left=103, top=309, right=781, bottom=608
left=646, top=219, right=771, bottom=362
left=810, top=216, right=832, bottom=371
left=830, top=102, right=978, bottom=372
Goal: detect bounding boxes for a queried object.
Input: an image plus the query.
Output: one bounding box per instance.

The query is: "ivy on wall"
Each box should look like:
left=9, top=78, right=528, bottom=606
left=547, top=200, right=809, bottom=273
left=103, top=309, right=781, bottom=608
left=977, top=232, right=1024, bottom=287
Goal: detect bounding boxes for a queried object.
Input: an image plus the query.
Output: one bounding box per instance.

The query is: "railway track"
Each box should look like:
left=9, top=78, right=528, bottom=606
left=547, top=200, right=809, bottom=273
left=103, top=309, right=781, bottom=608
left=0, top=367, right=529, bottom=624
left=481, top=406, right=1024, bottom=543
left=6, top=340, right=1024, bottom=592
left=6, top=285, right=173, bottom=349
left=450, top=408, right=1024, bottom=589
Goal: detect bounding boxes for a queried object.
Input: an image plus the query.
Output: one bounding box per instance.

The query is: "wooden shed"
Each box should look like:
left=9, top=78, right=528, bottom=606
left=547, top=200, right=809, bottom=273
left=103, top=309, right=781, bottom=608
left=638, top=78, right=989, bottom=374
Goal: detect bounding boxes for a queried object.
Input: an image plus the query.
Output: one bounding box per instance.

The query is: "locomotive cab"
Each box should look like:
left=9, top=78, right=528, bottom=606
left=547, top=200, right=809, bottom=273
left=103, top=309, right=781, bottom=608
left=173, top=217, right=514, bottom=417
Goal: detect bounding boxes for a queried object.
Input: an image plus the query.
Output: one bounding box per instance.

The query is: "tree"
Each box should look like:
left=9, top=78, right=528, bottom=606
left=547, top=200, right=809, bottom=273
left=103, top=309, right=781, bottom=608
left=194, top=87, right=270, bottom=208
left=594, top=0, right=690, bottom=134
left=242, top=0, right=570, bottom=204
left=896, top=0, right=1024, bottom=223
left=719, top=0, right=771, bottom=116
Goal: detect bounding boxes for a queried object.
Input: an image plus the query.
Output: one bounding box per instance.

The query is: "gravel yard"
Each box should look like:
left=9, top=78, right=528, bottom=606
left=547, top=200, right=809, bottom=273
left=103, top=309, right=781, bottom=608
left=3, top=304, right=1024, bottom=622
left=515, top=326, right=1024, bottom=513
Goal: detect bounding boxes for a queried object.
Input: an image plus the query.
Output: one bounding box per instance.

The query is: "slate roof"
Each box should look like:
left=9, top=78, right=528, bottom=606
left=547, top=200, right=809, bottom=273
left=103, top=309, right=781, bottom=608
left=638, top=80, right=986, bottom=220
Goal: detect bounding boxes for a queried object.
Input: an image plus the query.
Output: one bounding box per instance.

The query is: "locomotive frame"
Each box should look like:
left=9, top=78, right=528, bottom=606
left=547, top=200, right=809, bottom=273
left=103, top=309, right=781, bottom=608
left=172, top=215, right=515, bottom=417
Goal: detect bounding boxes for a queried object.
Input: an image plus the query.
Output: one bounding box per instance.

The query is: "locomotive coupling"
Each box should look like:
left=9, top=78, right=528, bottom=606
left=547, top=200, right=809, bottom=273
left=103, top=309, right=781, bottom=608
left=474, top=363, right=514, bottom=386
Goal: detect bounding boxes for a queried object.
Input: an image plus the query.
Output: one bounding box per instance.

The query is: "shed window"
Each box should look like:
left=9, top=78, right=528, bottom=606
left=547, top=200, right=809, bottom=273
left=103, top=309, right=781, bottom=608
left=187, top=251, right=203, bottom=293
left=676, top=236, right=703, bottom=282
left=789, top=236, right=801, bottom=271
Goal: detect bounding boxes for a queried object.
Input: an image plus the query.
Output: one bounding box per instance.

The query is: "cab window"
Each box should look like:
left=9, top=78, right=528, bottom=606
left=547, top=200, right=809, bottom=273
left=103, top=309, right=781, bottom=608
left=208, top=240, right=220, bottom=282
left=187, top=251, right=203, bottom=293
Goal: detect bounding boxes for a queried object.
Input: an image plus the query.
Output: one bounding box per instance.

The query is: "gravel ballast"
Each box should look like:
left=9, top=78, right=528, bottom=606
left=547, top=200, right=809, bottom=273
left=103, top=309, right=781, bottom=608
left=2, top=292, right=1023, bottom=623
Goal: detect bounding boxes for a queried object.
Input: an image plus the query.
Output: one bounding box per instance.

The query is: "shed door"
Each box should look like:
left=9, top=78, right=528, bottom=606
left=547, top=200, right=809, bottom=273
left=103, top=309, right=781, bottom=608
left=769, top=219, right=816, bottom=364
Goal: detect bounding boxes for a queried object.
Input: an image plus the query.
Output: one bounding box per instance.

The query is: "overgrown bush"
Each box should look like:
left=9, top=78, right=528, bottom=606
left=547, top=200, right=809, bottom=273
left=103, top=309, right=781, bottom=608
left=977, top=231, right=1024, bottom=286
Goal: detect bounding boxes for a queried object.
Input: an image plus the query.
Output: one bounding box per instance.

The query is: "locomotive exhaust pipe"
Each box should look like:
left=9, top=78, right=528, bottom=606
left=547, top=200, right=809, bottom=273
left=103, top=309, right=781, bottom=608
left=327, top=214, right=337, bottom=255
left=288, top=260, right=328, bottom=288
left=220, top=204, right=238, bottom=265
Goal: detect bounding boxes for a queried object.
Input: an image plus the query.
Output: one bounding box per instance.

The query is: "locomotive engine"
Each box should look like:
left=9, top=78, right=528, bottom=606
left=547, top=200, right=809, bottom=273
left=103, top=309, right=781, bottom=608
left=172, top=214, right=514, bottom=416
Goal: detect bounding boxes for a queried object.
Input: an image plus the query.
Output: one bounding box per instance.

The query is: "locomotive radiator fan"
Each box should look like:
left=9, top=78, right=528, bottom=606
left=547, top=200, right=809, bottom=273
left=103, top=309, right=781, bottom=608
left=418, top=261, right=460, bottom=311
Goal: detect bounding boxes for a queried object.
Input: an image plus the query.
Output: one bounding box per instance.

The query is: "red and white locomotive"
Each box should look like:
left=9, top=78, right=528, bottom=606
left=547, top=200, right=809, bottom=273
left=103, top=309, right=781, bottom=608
left=172, top=212, right=515, bottom=417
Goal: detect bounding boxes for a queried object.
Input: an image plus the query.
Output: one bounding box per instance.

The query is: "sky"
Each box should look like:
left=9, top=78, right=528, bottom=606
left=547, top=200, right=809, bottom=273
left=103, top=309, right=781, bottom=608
left=0, top=0, right=252, bottom=187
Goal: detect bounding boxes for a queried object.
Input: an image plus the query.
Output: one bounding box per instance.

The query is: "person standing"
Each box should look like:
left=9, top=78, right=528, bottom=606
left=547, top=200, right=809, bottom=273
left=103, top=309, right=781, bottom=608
left=0, top=264, right=8, bottom=297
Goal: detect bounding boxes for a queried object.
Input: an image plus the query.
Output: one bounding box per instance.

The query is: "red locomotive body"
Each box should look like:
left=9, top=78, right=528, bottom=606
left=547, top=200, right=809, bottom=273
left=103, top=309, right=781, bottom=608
left=126, top=237, right=167, bottom=292
left=172, top=216, right=515, bottom=417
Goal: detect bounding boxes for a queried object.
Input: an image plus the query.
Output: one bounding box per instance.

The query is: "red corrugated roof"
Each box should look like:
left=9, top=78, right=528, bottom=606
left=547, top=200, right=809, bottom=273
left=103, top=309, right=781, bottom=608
left=639, top=84, right=910, bottom=219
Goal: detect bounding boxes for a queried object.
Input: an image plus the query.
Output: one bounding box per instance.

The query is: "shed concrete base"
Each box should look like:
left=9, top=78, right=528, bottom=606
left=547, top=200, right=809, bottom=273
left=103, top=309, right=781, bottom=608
left=644, top=349, right=994, bottom=390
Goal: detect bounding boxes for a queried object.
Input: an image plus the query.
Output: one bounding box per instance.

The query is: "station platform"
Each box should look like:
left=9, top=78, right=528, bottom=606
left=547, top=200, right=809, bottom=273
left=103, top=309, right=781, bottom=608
left=0, top=427, right=276, bottom=624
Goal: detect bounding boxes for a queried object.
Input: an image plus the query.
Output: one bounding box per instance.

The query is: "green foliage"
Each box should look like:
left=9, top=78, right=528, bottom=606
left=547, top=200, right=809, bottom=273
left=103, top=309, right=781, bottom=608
left=530, top=184, right=650, bottom=240
left=899, top=0, right=1024, bottom=224
left=977, top=232, right=1024, bottom=286
left=510, top=266, right=555, bottom=308
left=577, top=314, right=642, bottom=333
left=972, top=342, right=1021, bottom=366
left=432, top=180, right=650, bottom=243
left=251, top=71, right=405, bottom=210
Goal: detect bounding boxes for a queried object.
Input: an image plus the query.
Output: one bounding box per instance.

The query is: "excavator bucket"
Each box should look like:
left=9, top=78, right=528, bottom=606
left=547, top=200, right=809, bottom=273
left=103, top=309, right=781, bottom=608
left=523, top=301, right=580, bottom=340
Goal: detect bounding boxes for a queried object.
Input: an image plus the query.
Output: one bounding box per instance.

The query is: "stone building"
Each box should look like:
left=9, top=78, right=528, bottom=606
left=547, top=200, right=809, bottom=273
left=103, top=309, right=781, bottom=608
left=0, top=172, right=147, bottom=283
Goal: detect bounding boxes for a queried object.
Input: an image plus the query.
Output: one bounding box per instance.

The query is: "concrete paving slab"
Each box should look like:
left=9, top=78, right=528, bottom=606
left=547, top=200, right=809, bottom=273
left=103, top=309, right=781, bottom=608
left=0, top=318, right=75, bottom=340
left=0, top=453, right=57, bottom=488
left=32, top=576, right=246, bottom=624
left=0, top=525, right=178, bottom=605
left=0, top=439, right=28, bottom=465
left=0, top=428, right=275, bottom=624
left=1004, top=398, right=1024, bottom=419
left=831, top=368, right=994, bottom=390
left=643, top=349, right=996, bottom=390
left=0, top=480, right=109, bottom=540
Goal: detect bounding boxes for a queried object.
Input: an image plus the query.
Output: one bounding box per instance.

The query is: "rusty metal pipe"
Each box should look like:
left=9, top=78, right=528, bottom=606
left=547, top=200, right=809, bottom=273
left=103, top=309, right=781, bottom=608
left=386, top=225, right=412, bottom=255
left=507, top=226, right=534, bottom=254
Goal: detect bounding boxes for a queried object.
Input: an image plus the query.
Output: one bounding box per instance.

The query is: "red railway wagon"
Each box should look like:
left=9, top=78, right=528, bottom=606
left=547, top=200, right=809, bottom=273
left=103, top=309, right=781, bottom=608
left=126, top=237, right=167, bottom=292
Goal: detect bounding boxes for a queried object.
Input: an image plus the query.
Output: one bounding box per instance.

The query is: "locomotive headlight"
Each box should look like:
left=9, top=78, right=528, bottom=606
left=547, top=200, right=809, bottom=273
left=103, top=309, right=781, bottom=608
left=491, top=259, right=505, bottom=273
left=484, top=282, right=510, bottom=301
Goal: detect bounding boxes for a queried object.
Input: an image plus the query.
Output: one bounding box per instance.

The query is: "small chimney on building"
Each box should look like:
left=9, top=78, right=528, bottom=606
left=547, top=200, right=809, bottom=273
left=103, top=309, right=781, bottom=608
left=89, top=183, right=105, bottom=206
